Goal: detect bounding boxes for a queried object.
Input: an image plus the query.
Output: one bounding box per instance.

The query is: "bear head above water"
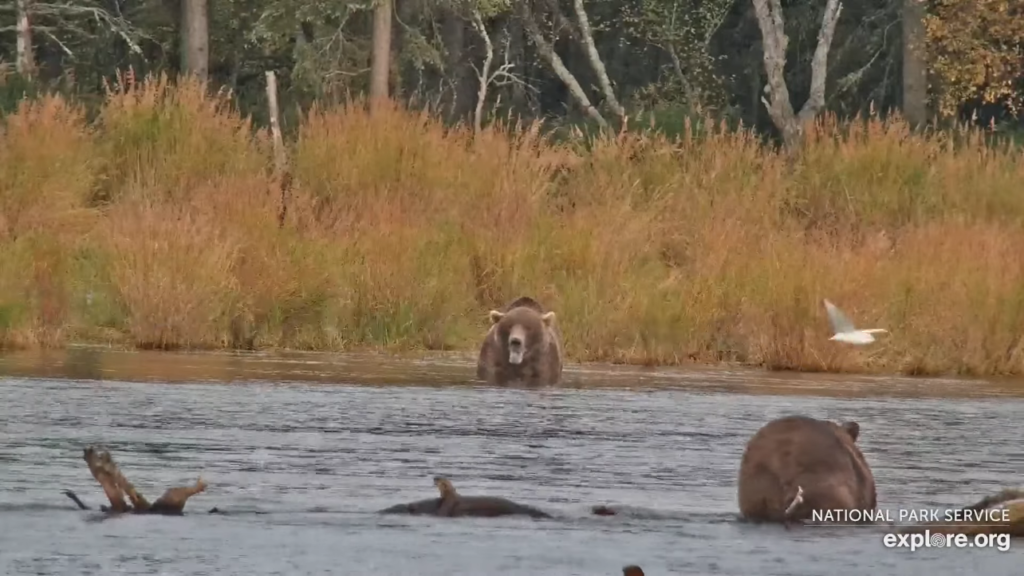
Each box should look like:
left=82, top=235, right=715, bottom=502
left=476, top=296, right=564, bottom=386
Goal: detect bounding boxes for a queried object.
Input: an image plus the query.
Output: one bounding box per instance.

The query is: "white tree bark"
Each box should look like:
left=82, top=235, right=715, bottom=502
left=16, top=0, right=35, bottom=78
left=518, top=3, right=609, bottom=131
left=469, top=10, right=533, bottom=134
left=752, top=0, right=843, bottom=149
left=570, top=0, right=626, bottom=124
left=471, top=10, right=495, bottom=135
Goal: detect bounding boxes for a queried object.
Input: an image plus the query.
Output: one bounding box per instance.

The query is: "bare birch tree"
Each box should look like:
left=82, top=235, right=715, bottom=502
left=468, top=8, right=532, bottom=134
left=15, top=0, right=35, bottom=77
left=570, top=0, right=626, bottom=125
left=517, top=1, right=609, bottom=131
left=518, top=0, right=629, bottom=132
left=752, top=0, right=843, bottom=150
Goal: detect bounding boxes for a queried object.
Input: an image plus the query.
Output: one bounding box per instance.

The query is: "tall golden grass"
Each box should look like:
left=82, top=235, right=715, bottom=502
left=2, top=74, right=1024, bottom=377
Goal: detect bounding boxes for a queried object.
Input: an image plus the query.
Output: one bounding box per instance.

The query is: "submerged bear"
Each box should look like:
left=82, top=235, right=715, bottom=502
left=63, top=446, right=214, bottom=515
left=378, top=475, right=552, bottom=519
left=476, top=296, right=564, bottom=386
left=737, top=415, right=877, bottom=525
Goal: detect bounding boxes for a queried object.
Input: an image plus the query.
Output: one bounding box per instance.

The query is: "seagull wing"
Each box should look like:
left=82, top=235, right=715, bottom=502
left=823, top=299, right=857, bottom=333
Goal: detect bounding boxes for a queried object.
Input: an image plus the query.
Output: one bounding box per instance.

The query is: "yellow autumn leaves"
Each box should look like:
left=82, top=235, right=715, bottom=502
left=925, top=0, right=1024, bottom=117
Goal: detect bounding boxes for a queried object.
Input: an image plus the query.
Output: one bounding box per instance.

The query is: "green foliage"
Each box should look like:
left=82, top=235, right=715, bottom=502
left=621, top=0, right=735, bottom=108
left=0, top=72, right=43, bottom=116
left=3, top=0, right=1022, bottom=160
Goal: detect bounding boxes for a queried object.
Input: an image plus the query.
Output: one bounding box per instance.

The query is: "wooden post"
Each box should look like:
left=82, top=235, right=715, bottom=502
left=264, top=71, right=290, bottom=228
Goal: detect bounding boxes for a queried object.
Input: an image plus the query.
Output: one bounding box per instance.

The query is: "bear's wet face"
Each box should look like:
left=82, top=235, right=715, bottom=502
left=477, top=297, right=563, bottom=386
left=489, top=309, right=556, bottom=366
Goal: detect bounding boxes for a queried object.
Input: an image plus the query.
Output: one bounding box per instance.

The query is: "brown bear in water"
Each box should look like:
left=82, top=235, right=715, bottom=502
left=737, top=415, right=876, bottom=525
left=476, top=296, right=563, bottom=386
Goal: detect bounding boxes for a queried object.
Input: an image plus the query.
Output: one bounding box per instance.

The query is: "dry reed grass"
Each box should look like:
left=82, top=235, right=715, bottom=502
left=2, top=74, right=1024, bottom=376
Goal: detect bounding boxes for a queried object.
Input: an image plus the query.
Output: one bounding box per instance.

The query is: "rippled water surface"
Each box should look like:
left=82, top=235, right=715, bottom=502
left=1, top=348, right=1021, bottom=575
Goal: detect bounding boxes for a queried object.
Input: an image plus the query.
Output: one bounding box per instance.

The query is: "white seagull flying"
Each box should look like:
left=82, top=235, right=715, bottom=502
left=823, top=299, right=888, bottom=345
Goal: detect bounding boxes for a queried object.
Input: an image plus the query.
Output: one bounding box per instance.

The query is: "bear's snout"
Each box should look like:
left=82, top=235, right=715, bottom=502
left=507, top=327, right=526, bottom=364
left=508, top=339, right=524, bottom=364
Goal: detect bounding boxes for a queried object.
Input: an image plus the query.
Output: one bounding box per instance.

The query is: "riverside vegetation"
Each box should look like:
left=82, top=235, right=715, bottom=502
left=1, top=75, right=1024, bottom=378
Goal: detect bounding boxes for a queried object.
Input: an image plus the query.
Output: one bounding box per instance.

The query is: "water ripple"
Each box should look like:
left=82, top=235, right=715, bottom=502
left=0, top=357, right=1021, bottom=575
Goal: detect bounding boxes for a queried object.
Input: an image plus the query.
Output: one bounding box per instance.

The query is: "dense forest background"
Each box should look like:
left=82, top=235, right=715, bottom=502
left=2, top=0, right=1022, bottom=141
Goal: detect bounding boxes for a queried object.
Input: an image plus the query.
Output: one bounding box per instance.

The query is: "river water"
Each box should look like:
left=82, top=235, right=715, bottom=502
left=0, top=348, right=1021, bottom=575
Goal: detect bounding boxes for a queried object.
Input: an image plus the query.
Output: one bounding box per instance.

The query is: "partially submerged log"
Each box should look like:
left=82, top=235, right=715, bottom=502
left=63, top=446, right=211, bottom=515
left=899, top=488, right=1024, bottom=537
left=379, top=476, right=553, bottom=519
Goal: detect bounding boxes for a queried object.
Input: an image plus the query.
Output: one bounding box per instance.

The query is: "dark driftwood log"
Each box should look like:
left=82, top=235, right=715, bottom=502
left=63, top=446, right=212, bottom=515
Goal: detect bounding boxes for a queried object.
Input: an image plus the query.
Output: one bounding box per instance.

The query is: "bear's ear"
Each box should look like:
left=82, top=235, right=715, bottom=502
left=489, top=310, right=505, bottom=324
left=541, top=311, right=556, bottom=326
left=841, top=421, right=860, bottom=442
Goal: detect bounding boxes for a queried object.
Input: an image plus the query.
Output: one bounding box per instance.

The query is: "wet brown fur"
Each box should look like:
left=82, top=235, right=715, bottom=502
left=622, top=566, right=645, bottom=576
left=476, top=296, right=564, bottom=386
left=72, top=446, right=207, bottom=515
left=737, top=415, right=876, bottom=524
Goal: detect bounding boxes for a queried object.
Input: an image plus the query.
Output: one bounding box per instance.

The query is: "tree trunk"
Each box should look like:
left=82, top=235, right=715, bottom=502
left=518, top=3, right=609, bottom=131
left=470, top=10, right=495, bottom=135
left=180, top=0, right=209, bottom=82
left=370, top=0, right=394, bottom=109
left=570, top=0, right=626, bottom=126
left=901, top=0, right=928, bottom=128
left=15, top=0, right=34, bottom=78
left=393, top=0, right=418, bottom=98
left=751, top=0, right=843, bottom=150
left=442, top=9, right=468, bottom=122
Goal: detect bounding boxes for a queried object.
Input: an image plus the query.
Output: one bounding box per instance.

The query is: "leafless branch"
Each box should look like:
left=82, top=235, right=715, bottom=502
left=518, top=1, right=609, bottom=131
left=26, top=2, right=144, bottom=55
left=752, top=0, right=843, bottom=149
left=40, top=28, right=73, bottom=56
left=800, top=0, right=844, bottom=122
left=469, top=10, right=535, bottom=134
left=470, top=9, right=495, bottom=134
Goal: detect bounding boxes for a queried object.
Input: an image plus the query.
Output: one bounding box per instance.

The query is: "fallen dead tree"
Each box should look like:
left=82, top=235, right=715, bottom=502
left=63, top=446, right=216, bottom=515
